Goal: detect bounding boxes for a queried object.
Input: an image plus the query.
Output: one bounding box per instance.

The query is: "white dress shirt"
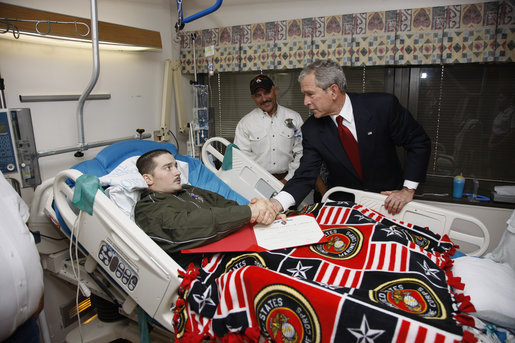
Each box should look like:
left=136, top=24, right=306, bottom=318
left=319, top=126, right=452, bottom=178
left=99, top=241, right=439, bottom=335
left=330, top=93, right=358, bottom=141
left=0, top=172, right=44, bottom=341
left=234, top=104, right=303, bottom=180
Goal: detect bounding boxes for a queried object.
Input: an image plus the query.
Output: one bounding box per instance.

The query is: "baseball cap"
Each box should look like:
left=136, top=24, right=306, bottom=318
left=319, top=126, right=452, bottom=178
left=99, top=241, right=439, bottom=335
left=250, top=75, right=274, bottom=95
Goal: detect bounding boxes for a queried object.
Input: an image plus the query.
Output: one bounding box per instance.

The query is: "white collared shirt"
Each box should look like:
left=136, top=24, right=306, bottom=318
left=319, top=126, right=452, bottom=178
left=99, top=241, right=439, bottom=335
left=234, top=104, right=304, bottom=180
left=331, top=93, right=358, bottom=141
left=0, top=172, right=44, bottom=341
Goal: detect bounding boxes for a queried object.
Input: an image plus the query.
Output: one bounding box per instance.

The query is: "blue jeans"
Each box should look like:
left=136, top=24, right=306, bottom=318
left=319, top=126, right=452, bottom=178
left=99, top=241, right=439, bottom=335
left=3, top=317, right=40, bottom=343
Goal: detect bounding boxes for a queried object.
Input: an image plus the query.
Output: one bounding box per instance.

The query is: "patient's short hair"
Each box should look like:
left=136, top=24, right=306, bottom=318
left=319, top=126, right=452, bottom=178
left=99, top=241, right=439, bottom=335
left=136, top=149, right=173, bottom=175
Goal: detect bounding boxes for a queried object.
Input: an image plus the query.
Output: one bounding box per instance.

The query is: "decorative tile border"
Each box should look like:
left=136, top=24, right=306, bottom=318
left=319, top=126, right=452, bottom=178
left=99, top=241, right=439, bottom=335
left=180, top=1, right=514, bottom=73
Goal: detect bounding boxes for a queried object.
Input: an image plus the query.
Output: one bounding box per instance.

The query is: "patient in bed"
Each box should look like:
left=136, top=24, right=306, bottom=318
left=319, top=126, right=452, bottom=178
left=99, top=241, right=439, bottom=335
left=134, top=149, right=280, bottom=267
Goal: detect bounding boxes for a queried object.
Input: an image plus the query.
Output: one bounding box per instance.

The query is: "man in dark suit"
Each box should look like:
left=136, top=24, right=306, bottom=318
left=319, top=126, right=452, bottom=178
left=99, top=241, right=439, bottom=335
left=271, top=59, right=431, bottom=215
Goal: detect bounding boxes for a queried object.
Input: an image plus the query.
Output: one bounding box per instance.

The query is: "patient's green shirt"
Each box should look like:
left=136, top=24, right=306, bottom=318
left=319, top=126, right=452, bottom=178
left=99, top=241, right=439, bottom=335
left=134, top=185, right=251, bottom=267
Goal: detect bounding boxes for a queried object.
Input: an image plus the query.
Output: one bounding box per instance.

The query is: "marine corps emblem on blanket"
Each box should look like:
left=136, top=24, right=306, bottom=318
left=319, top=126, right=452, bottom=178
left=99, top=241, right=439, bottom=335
left=255, top=284, right=321, bottom=343
left=173, top=202, right=471, bottom=342
left=370, top=278, right=446, bottom=319
left=309, top=226, right=363, bottom=259
left=224, top=253, right=267, bottom=274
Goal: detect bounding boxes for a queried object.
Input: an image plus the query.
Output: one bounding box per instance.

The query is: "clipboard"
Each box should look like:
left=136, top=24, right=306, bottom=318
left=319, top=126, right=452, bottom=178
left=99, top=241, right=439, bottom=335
left=182, top=214, right=327, bottom=253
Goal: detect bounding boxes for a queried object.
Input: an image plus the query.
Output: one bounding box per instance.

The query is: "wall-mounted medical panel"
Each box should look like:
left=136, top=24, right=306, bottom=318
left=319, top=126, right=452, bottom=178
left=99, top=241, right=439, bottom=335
left=0, top=108, right=41, bottom=188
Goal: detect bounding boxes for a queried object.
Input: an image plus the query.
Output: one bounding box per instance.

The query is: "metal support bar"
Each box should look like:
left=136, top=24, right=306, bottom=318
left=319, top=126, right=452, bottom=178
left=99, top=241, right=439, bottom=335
left=19, top=94, right=111, bottom=102
left=37, top=133, right=151, bottom=158
left=76, top=0, right=100, bottom=150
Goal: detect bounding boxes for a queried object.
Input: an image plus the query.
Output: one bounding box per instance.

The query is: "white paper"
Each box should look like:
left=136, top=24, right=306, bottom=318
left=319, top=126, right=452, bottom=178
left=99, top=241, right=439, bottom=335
left=253, top=215, right=324, bottom=251
left=204, top=45, right=215, bottom=57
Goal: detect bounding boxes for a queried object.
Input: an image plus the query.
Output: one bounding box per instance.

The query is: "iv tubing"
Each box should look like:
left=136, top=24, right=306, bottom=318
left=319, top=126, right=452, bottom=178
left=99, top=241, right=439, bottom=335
left=177, top=0, right=223, bottom=25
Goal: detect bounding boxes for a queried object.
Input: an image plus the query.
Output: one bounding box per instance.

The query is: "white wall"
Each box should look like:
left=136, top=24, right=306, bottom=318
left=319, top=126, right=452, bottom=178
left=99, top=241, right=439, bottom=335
left=0, top=0, right=178, bottom=202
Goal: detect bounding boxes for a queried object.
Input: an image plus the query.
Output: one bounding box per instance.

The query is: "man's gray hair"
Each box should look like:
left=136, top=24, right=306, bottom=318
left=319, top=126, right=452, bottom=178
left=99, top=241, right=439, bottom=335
left=298, top=59, right=347, bottom=93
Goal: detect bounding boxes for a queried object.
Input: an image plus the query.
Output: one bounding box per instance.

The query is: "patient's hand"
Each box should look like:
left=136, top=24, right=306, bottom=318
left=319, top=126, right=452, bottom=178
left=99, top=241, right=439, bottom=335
left=381, top=187, right=414, bottom=215
left=249, top=198, right=277, bottom=225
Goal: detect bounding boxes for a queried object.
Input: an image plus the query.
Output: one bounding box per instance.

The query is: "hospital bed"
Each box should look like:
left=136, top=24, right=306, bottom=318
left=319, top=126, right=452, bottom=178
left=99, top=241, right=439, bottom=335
left=31, top=140, right=249, bottom=341
left=202, top=136, right=490, bottom=256
left=30, top=138, right=510, bottom=342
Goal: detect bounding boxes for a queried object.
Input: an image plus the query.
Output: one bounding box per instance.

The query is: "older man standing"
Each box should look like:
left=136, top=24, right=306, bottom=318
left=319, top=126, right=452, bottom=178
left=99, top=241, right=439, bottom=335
left=234, top=74, right=304, bottom=184
left=271, top=59, right=431, bottom=215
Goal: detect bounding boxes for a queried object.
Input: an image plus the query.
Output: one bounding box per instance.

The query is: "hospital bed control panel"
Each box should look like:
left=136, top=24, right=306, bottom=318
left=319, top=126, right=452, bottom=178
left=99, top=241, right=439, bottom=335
left=98, top=242, right=139, bottom=292
left=0, top=108, right=41, bottom=187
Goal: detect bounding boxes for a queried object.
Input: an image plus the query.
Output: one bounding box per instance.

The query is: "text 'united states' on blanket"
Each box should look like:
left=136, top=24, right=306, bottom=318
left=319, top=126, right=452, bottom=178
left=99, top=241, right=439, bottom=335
left=172, top=201, right=477, bottom=343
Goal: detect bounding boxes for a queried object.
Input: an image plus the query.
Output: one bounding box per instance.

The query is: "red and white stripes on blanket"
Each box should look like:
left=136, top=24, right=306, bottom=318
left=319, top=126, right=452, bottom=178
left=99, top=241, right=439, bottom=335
left=172, top=201, right=474, bottom=343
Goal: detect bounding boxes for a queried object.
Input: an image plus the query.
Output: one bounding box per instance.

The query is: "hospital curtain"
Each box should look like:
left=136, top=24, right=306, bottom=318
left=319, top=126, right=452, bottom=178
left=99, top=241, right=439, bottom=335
left=179, top=1, right=514, bottom=74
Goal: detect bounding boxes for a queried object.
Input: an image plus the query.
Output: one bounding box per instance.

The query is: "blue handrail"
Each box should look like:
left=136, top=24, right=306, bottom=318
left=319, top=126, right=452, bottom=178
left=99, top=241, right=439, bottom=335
left=176, top=0, right=223, bottom=30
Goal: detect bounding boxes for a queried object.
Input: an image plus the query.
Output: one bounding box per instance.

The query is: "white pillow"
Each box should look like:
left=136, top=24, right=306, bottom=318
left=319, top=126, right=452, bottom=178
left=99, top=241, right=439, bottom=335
left=485, top=209, right=515, bottom=271
left=99, top=156, right=147, bottom=190
left=99, top=156, right=189, bottom=220
left=453, top=255, right=515, bottom=329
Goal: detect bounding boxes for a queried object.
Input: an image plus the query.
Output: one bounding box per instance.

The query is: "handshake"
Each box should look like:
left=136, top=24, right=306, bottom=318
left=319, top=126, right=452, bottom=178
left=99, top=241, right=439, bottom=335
left=247, top=198, right=286, bottom=225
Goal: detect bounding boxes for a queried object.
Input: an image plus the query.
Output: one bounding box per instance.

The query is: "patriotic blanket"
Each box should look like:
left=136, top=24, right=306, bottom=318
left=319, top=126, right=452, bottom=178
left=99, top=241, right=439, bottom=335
left=172, top=201, right=476, bottom=342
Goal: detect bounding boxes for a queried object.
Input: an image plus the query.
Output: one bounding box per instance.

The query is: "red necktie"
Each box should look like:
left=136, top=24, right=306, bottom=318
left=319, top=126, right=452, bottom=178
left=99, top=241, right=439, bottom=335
left=336, top=116, right=362, bottom=179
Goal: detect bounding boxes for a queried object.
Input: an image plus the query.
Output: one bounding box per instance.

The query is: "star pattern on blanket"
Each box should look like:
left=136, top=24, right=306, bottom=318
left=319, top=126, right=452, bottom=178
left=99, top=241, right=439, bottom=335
left=286, top=261, right=312, bottom=279
left=348, top=315, right=385, bottom=343
left=192, top=284, right=216, bottom=313
left=381, top=226, right=405, bottom=238
left=225, top=323, right=243, bottom=332
left=176, top=202, right=468, bottom=342
left=352, top=213, right=376, bottom=223
left=419, top=260, right=442, bottom=280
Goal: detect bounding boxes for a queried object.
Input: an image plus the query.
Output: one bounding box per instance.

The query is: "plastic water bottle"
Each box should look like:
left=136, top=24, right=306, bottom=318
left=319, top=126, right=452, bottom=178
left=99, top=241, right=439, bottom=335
left=453, top=174, right=465, bottom=199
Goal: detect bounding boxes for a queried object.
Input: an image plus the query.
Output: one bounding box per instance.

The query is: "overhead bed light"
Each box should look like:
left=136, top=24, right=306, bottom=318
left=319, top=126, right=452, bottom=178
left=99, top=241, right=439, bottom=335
left=0, top=3, right=162, bottom=51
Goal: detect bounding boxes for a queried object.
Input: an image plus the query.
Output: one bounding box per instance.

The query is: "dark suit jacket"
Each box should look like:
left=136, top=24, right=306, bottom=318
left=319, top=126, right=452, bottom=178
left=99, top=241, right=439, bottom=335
left=283, top=92, right=431, bottom=205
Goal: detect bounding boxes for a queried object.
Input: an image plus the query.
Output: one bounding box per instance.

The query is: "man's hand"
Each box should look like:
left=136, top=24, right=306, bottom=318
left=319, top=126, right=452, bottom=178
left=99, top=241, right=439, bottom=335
left=269, top=198, right=284, bottom=215
left=249, top=198, right=278, bottom=225
left=381, top=187, right=415, bottom=215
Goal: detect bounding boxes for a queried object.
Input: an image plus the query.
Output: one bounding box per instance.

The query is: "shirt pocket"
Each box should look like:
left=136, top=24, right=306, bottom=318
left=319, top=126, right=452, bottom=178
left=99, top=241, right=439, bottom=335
left=249, top=129, right=269, bottom=154
left=278, top=126, right=296, bottom=139
left=278, top=126, right=299, bottom=150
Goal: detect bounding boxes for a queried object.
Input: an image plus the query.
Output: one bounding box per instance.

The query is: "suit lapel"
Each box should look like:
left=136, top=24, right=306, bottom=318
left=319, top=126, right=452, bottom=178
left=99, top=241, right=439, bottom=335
left=318, top=116, right=339, bottom=152
left=318, top=113, right=361, bottom=180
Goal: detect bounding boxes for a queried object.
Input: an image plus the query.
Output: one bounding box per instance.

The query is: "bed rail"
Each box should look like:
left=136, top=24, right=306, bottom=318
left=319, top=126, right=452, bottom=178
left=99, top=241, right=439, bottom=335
left=323, top=186, right=490, bottom=256
left=201, top=137, right=283, bottom=200
left=53, top=169, right=182, bottom=333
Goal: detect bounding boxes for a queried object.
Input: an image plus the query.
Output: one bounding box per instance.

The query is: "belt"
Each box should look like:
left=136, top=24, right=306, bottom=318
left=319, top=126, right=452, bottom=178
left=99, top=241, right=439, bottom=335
left=272, top=172, right=287, bottom=180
